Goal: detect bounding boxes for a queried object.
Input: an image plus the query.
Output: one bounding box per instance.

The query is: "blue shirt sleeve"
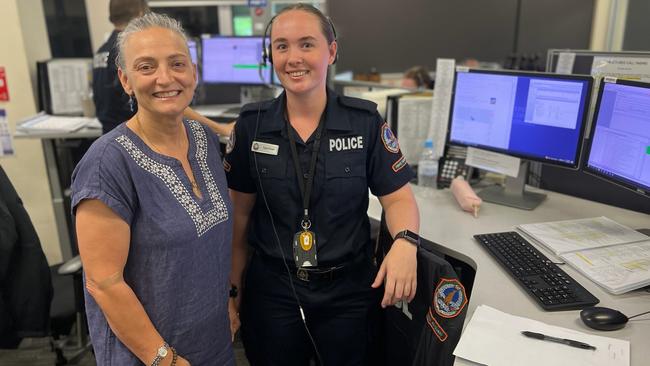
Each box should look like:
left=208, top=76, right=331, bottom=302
left=70, top=138, right=136, bottom=224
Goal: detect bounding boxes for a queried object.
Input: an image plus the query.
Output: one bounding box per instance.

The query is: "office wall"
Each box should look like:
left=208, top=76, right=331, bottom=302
left=328, top=0, right=594, bottom=73
left=0, top=0, right=62, bottom=264
left=623, top=0, right=650, bottom=51
left=85, top=0, right=111, bottom=52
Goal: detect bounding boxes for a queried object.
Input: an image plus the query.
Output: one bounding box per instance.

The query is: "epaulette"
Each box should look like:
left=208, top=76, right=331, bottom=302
left=338, top=95, right=378, bottom=113
left=239, top=100, right=273, bottom=115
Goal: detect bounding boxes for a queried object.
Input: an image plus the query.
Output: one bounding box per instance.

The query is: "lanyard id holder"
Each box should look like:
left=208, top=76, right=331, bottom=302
left=287, top=113, right=325, bottom=269
left=293, top=219, right=318, bottom=267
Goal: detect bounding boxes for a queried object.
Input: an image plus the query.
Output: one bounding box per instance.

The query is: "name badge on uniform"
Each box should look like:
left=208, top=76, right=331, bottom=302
left=251, top=141, right=279, bottom=155
left=293, top=230, right=318, bottom=267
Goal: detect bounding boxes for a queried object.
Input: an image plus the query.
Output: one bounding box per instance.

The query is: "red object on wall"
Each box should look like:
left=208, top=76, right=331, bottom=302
left=0, top=67, right=9, bottom=102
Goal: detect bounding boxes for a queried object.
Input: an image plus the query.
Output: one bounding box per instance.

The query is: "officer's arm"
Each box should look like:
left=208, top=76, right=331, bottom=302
left=373, top=183, right=420, bottom=307
left=229, top=189, right=256, bottom=304
left=184, top=107, right=235, bottom=136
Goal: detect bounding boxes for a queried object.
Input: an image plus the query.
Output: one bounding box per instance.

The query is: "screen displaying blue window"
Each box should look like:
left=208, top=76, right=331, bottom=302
left=187, top=39, right=198, bottom=65
left=448, top=70, right=592, bottom=168
left=201, top=36, right=271, bottom=84
left=584, top=80, right=650, bottom=195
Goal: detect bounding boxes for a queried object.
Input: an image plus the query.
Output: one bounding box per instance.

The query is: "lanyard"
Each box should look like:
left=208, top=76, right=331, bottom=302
left=286, top=113, right=326, bottom=230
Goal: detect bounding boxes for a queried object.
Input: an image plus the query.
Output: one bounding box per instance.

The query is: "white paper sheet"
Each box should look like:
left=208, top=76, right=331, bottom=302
left=562, top=240, right=650, bottom=294
left=454, top=305, right=630, bottom=366
left=518, top=216, right=649, bottom=255
left=428, top=58, right=455, bottom=159
left=397, top=96, right=432, bottom=165
left=0, top=109, right=14, bottom=157
left=47, top=59, right=92, bottom=115
left=465, top=147, right=520, bottom=177
left=556, top=52, right=576, bottom=74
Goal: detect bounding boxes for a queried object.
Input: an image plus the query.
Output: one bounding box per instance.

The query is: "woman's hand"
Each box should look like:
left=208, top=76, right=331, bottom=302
left=228, top=297, right=241, bottom=341
left=176, top=355, right=191, bottom=366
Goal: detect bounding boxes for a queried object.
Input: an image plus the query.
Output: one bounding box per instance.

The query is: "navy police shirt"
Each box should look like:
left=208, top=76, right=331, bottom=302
left=224, top=89, right=414, bottom=264
left=92, top=30, right=135, bottom=134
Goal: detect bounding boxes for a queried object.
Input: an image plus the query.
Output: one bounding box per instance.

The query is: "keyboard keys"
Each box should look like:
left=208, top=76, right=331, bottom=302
left=474, top=231, right=599, bottom=311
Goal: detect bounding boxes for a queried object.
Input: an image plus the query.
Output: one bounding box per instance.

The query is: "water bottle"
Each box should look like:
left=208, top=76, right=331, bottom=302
left=418, top=139, right=438, bottom=189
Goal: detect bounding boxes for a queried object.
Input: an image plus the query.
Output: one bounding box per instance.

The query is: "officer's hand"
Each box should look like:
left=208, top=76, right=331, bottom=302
left=228, top=297, right=241, bottom=342
left=371, top=239, right=417, bottom=307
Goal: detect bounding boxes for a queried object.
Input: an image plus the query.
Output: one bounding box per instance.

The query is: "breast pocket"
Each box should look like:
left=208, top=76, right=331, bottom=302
left=325, top=152, right=367, bottom=217
left=249, top=153, right=289, bottom=206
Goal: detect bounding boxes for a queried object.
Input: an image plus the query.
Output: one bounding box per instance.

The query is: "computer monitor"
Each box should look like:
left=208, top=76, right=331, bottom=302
left=201, top=36, right=271, bottom=85
left=448, top=69, right=593, bottom=209
left=187, top=39, right=198, bottom=66
left=583, top=78, right=650, bottom=198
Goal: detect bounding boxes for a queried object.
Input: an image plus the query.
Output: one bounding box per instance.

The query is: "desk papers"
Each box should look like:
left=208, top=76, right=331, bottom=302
left=518, top=217, right=650, bottom=294
left=17, top=113, right=99, bottom=133
left=453, top=305, right=630, bottom=366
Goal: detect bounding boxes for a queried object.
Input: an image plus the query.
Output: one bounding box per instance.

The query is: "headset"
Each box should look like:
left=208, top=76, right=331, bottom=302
left=260, top=11, right=339, bottom=66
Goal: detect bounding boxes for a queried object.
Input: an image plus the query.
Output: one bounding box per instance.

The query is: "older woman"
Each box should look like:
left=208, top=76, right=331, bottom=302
left=71, top=13, right=233, bottom=366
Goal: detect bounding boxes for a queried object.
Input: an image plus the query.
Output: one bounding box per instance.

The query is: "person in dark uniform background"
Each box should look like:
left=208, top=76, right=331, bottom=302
left=93, top=0, right=148, bottom=134
left=224, top=4, right=420, bottom=365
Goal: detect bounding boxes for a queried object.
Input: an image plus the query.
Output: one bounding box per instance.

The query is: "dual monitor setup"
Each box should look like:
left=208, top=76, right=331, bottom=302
left=447, top=69, right=650, bottom=209
left=188, top=35, right=272, bottom=85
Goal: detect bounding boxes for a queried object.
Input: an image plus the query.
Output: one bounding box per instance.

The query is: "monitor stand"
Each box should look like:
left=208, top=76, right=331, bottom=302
left=478, top=161, right=546, bottom=210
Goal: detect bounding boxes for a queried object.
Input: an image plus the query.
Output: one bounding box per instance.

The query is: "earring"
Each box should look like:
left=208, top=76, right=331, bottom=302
left=128, top=94, right=134, bottom=112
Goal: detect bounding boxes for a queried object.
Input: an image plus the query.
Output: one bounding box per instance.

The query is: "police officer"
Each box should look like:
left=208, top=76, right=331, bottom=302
left=92, top=0, right=148, bottom=134
left=224, top=4, right=420, bottom=366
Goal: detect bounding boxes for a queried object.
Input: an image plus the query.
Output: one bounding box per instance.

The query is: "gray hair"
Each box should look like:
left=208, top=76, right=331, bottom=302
left=116, top=12, right=189, bottom=70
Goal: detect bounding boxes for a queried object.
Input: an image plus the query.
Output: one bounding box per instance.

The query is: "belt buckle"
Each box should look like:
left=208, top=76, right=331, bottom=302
left=297, top=268, right=309, bottom=282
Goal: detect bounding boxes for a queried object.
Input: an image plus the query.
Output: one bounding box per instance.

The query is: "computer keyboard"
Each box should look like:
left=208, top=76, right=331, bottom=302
left=474, top=231, right=599, bottom=311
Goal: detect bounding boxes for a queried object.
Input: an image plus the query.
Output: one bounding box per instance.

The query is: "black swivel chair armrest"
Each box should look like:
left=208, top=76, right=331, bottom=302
left=57, top=255, right=82, bottom=276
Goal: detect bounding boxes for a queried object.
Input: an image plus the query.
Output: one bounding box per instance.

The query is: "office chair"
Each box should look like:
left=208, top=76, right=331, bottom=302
left=371, top=211, right=472, bottom=366
left=0, top=166, right=90, bottom=365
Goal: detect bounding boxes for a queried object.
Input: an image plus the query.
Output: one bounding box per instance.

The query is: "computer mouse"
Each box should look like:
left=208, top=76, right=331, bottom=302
left=580, top=306, right=629, bottom=331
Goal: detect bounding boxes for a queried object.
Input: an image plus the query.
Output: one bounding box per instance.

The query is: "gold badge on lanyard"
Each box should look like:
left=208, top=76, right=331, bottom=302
left=293, top=219, right=318, bottom=267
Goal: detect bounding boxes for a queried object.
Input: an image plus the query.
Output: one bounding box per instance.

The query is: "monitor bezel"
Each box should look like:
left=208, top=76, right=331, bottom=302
left=200, top=35, right=272, bottom=85
left=582, top=77, right=650, bottom=197
left=446, top=68, right=593, bottom=170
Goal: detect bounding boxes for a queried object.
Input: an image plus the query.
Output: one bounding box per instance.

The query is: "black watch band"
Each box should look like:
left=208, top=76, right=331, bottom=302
left=394, top=230, right=420, bottom=247
left=229, top=284, right=238, bottom=298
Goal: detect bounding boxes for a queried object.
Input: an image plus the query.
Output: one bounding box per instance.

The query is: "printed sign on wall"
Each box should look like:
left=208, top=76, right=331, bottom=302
left=0, top=67, right=9, bottom=102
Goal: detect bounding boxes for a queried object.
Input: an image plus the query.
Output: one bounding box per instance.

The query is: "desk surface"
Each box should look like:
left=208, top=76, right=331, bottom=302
left=193, top=103, right=241, bottom=120
left=368, top=185, right=650, bottom=365
left=14, top=127, right=102, bottom=140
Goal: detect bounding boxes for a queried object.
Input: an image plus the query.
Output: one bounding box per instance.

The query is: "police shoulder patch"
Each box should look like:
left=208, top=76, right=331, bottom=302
left=426, top=308, right=448, bottom=342
left=433, top=278, right=468, bottom=318
left=225, top=129, right=236, bottom=154
left=381, top=123, right=400, bottom=154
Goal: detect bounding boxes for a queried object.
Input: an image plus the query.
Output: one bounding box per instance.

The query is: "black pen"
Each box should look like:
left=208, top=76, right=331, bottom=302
left=521, top=331, right=597, bottom=350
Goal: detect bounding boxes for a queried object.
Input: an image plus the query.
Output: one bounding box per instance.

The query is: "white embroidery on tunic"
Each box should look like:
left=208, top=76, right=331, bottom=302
left=116, top=120, right=228, bottom=236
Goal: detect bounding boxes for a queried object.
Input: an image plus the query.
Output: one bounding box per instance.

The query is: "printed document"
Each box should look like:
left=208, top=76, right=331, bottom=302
left=454, top=305, right=630, bottom=366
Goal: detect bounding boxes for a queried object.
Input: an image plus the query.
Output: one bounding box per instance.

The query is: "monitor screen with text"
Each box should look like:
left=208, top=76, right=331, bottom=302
left=584, top=79, right=650, bottom=195
left=448, top=70, right=592, bottom=168
left=201, top=36, right=271, bottom=84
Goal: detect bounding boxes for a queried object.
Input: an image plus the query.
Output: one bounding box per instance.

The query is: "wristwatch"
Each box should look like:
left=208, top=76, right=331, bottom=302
left=151, top=342, right=169, bottom=366
left=394, top=230, right=420, bottom=247
left=229, top=284, right=238, bottom=298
